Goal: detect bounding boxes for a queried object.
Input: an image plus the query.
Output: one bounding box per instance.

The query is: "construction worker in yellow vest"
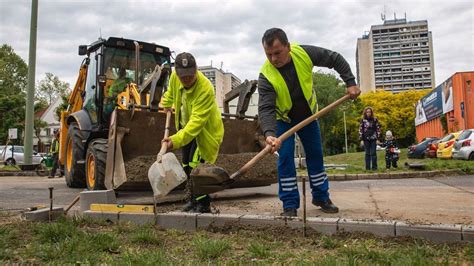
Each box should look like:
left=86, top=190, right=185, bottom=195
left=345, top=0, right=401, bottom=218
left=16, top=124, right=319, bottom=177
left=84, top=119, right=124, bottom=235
left=258, top=28, right=361, bottom=217
left=48, top=129, right=60, bottom=178
left=161, top=52, right=224, bottom=213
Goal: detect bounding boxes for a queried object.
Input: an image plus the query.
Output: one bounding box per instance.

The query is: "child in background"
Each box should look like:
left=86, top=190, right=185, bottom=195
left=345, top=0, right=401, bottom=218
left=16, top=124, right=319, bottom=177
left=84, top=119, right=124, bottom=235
left=382, top=131, right=399, bottom=169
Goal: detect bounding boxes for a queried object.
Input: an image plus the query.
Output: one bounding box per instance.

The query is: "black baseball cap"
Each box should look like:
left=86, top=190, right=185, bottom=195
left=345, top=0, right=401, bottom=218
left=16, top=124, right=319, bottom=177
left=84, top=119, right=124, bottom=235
left=175, top=52, right=197, bottom=77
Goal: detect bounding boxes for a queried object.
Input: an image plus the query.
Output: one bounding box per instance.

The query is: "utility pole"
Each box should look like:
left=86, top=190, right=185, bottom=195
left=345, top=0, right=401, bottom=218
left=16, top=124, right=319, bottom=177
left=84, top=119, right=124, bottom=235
left=24, top=0, right=38, bottom=165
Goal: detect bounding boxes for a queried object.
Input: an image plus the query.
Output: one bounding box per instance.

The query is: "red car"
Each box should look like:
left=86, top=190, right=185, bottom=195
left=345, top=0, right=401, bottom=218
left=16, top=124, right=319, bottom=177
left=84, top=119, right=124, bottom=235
left=425, top=139, right=440, bottom=158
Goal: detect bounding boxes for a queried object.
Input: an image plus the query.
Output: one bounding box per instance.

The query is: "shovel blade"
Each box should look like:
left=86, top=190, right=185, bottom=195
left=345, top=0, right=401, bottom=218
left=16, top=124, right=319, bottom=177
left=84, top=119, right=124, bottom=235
left=190, top=165, right=231, bottom=195
left=148, top=153, right=187, bottom=199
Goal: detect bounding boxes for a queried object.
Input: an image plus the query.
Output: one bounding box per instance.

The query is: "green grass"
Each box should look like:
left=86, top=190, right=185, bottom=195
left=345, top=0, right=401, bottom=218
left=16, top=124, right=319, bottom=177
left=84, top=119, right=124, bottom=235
left=0, top=216, right=472, bottom=264
left=192, top=234, right=231, bottom=261
left=0, top=165, right=21, bottom=171
left=320, top=148, right=474, bottom=174
left=247, top=242, right=271, bottom=258
left=130, top=225, right=162, bottom=246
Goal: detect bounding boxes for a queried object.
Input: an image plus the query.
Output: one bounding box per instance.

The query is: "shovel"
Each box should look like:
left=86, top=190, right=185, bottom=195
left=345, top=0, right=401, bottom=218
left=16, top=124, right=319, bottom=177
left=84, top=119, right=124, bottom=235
left=148, top=110, right=187, bottom=199
left=191, top=94, right=351, bottom=195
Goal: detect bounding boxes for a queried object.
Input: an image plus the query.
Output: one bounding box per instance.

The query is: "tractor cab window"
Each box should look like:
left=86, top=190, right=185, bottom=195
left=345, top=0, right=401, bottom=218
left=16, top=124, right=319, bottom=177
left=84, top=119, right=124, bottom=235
left=103, top=47, right=167, bottom=85
left=102, top=47, right=168, bottom=117
left=83, top=51, right=98, bottom=124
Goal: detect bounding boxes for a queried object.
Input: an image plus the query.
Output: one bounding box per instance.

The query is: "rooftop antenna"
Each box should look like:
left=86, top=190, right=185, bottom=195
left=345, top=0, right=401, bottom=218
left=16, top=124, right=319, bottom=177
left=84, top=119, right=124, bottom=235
left=381, top=5, right=386, bottom=21
left=404, top=12, right=407, bottom=20
left=99, top=28, right=102, bottom=39
left=220, top=61, right=223, bottom=70
left=394, top=12, right=397, bottom=20
left=211, top=60, right=213, bottom=67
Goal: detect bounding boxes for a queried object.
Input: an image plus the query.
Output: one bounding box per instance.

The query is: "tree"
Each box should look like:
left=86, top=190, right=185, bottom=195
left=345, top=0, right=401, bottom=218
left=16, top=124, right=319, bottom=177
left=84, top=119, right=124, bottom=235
left=34, top=119, right=48, bottom=152
left=0, top=44, right=28, bottom=95
left=311, top=70, right=430, bottom=153
left=0, top=44, right=28, bottom=144
left=345, top=89, right=430, bottom=148
left=36, top=72, right=69, bottom=105
left=54, top=91, right=70, bottom=122
left=313, top=71, right=350, bottom=155
left=0, top=94, right=26, bottom=145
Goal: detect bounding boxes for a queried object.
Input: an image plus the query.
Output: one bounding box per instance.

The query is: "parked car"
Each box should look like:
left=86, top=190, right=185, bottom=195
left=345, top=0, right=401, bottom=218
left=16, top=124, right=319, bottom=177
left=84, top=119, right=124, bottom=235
left=452, top=129, right=474, bottom=160
left=408, top=137, right=439, bottom=159
left=0, top=145, right=44, bottom=165
left=425, top=139, right=441, bottom=158
left=436, top=131, right=462, bottom=159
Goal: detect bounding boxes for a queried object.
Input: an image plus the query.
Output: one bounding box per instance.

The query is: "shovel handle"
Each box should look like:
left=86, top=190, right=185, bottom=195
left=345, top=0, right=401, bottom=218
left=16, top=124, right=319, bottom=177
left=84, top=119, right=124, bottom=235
left=158, top=111, right=172, bottom=156
left=230, top=94, right=351, bottom=180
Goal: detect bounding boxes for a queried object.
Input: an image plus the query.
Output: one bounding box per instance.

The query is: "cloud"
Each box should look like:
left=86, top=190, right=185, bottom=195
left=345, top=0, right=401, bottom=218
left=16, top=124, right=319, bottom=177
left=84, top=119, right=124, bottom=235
left=0, top=0, right=472, bottom=88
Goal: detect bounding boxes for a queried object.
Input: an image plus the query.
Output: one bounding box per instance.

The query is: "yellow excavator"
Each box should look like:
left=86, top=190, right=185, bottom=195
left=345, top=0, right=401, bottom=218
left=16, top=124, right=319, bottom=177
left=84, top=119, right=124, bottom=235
left=59, top=37, right=277, bottom=191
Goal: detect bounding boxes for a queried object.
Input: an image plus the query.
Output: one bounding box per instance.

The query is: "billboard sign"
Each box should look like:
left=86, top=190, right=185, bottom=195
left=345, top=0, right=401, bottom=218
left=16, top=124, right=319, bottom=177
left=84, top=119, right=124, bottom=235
left=415, top=78, right=454, bottom=126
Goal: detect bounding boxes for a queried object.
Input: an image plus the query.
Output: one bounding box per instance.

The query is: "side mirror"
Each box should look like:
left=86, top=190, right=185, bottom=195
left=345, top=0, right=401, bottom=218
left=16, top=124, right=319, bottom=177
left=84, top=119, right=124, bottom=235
left=78, top=45, right=88, bottom=56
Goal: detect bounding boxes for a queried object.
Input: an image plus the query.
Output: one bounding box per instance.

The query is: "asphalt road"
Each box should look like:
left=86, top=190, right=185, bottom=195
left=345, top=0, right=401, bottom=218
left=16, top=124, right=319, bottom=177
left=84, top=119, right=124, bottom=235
left=0, top=174, right=473, bottom=225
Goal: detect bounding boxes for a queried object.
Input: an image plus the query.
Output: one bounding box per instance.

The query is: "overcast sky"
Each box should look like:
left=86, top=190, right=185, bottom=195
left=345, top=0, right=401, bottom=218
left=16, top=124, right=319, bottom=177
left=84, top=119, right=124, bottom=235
left=0, top=0, right=472, bottom=89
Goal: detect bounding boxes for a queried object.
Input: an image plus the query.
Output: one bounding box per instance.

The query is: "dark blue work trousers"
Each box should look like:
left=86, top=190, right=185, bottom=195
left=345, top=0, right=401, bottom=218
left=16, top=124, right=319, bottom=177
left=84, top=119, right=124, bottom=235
left=276, top=119, right=329, bottom=210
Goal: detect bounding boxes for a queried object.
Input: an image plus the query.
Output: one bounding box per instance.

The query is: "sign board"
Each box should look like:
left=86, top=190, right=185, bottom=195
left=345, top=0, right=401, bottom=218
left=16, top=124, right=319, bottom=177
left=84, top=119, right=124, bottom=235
left=415, top=77, right=454, bottom=126
left=8, top=128, right=18, bottom=140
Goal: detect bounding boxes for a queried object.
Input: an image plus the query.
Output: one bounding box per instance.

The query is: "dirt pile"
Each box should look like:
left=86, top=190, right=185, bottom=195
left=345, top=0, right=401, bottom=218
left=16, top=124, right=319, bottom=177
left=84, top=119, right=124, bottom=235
left=123, top=152, right=278, bottom=187
left=215, top=152, right=277, bottom=187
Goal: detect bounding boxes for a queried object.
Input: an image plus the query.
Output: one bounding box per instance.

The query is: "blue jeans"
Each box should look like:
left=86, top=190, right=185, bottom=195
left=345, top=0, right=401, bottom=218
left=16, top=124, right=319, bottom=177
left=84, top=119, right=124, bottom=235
left=364, top=140, right=377, bottom=170
left=277, top=119, right=329, bottom=210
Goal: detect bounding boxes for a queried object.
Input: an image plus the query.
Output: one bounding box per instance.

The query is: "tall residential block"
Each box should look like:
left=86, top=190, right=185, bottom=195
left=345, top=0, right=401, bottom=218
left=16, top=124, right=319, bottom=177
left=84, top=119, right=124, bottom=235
left=356, top=17, right=435, bottom=93
left=199, top=66, right=241, bottom=110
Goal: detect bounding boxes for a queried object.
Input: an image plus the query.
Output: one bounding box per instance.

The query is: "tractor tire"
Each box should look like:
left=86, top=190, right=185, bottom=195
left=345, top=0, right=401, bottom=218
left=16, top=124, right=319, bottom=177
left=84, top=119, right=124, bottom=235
left=64, top=123, right=86, bottom=188
left=469, top=152, right=474, bottom=161
left=85, top=139, right=107, bottom=190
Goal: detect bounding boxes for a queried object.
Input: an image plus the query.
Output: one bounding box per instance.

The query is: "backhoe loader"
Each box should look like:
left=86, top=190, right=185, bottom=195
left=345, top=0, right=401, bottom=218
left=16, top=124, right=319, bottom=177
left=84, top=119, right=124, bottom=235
left=59, top=37, right=277, bottom=191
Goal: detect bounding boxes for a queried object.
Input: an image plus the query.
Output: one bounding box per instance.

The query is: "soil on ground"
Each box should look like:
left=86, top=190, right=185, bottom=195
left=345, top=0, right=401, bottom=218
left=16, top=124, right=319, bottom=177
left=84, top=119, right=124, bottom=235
left=123, top=152, right=278, bottom=187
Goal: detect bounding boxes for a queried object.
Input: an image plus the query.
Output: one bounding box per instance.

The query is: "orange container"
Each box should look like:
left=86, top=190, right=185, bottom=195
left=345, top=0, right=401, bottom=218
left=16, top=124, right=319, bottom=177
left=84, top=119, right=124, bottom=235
left=415, top=72, right=474, bottom=142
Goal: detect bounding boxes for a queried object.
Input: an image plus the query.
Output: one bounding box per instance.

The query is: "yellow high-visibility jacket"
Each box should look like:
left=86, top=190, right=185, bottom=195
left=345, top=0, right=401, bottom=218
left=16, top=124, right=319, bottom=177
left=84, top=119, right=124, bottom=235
left=162, top=71, right=224, bottom=163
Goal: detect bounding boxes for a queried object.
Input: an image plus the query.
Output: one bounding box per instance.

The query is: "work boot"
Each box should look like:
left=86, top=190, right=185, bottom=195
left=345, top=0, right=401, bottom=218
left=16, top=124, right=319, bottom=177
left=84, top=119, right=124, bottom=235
left=181, top=200, right=196, bottom=212
left=194, top=195, right=211, bottom=213
left=312, top=199, right=339, bottom=213
left=280, top=208, right=297, bottom=217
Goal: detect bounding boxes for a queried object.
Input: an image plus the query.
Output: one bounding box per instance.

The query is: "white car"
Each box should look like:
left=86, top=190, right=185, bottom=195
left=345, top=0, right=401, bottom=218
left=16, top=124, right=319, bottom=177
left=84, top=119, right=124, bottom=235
left=452, top=129, right=474, bottom=160
left=0, top=145, right=44, bottom=165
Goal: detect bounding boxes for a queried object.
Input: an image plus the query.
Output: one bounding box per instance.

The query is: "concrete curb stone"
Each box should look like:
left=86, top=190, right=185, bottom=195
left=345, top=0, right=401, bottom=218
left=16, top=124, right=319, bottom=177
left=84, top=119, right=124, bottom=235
left=23, top=207, right=64, bottom=221
left=359, top=173, right=379, bottom=180
left=156, top=212, right=197, bottom=231
left=120, top=212, right=155, bottom=225
left=80, top=190, right=117, bottom=211
left=395, top=222, right=462, bottom=242
left=332, top=174, right=346, bottom=181
left=82, top=210, right=119, bottom=223
left=461, top=225, right=474, bottom=241
left=197, top=213, right=242, bottom=229
left=239, top=214, right=287, bottom=227
left=338, top=219, right=395, bottom=237
left=307, top=217, right=339, bottom=235
left=345, top=174, right=358, bottom=180
left=77, top=211, right=472, bottom=242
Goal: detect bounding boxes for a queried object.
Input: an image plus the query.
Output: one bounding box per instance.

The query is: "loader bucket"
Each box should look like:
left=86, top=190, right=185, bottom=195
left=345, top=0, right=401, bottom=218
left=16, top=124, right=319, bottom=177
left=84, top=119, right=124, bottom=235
left=104, top=109, right=277, bottom=191
left=104, top=109, right=177, bottom=190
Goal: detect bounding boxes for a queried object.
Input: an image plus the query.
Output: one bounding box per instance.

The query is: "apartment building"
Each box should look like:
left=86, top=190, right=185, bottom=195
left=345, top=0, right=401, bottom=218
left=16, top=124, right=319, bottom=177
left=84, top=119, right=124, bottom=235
left=356, top=17, right=435, bottom=93
left=199, top=66, right=241, bottom=110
